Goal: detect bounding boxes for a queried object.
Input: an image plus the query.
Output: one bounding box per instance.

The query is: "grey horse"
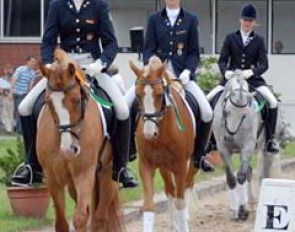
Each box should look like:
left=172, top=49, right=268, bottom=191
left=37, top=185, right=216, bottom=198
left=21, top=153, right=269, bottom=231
left=212, top=70, right=280, bottom=221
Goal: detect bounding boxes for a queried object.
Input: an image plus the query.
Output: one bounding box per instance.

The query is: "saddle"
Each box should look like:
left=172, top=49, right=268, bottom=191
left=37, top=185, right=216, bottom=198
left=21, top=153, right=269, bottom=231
left=32, top=80, right=116, bottom=137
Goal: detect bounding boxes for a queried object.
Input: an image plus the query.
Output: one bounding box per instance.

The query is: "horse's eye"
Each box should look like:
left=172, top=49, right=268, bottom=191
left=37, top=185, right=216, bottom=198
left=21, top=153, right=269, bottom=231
left=72, top=98, right=81, bottom=106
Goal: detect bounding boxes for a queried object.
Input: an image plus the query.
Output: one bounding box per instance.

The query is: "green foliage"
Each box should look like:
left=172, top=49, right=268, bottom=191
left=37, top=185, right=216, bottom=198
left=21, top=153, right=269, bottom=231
left=0, top=136, right=25, bottom=185
left=196, top=56, right=221, bottom=93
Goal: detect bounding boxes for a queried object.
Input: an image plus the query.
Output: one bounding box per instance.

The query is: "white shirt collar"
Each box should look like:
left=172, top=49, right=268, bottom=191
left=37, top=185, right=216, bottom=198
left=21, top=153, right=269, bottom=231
left=240, top=30, right=252, bottom=45
left=166, top=7, right=180, bottom=26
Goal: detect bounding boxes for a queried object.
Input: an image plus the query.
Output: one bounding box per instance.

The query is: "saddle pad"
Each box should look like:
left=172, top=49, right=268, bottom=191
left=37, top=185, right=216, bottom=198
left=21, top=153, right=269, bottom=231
left=170, top=86, right=196, bottom=137
left=90, top=84, right=116, bottom=138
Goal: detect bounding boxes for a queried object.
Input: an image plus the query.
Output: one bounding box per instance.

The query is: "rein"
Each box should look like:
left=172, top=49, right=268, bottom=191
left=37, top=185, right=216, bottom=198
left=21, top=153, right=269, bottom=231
left=47, top=79, right=88, bottom=140
left=223, top=89, right=252, bottom=136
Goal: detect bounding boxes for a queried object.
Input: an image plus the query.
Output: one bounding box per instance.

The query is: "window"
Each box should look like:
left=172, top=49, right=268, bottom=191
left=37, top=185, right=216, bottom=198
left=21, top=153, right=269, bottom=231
left=182, top=0, right=213, bottom=54
left=0, top=0, right=50, bottom=41
left=272, top=0, right=295, bottom=54
left=109, top=0, right=157, bottom=49
left=216, top=0, right=268, bottom=53
left=4, top=0, right=41, bottom=37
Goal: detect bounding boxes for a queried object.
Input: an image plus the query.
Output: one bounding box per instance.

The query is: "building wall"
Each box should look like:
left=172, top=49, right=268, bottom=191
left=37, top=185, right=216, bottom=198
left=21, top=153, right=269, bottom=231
left=0, top=43, right=40, bottom=74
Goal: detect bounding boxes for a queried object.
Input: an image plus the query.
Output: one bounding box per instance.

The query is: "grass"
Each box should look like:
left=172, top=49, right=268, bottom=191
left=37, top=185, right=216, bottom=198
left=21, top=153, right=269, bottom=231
left=0, top=138, right=295, bottom=232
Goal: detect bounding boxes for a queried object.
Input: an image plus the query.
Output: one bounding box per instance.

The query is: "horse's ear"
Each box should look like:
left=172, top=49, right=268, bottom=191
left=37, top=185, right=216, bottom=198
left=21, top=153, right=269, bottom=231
left=129, top=60, right=141, bottom=77
left=67, top=63, right=76, bottom=77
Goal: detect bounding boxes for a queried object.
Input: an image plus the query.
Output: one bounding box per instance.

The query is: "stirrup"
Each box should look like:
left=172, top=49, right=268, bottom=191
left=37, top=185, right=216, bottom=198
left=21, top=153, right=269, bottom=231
left=11, top=163, right=33, bottom=187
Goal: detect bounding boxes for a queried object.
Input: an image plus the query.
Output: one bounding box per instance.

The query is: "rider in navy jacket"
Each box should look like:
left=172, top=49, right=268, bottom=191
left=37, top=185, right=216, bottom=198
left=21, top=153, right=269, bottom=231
left=208, top=4, right=279, bottom=154
left=12, top=0, right=137, bottom=189
left=42, top=0, right=118, bottom=66
left=143, top=8, right=200, bottom=78
left=219, top=30, right=268, bottom=88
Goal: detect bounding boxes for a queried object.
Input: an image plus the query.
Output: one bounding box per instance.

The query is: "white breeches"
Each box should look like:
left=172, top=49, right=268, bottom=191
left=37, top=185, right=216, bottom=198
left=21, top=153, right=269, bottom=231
left=256, top=86, right=278, bottom=109
left=19, top=74, right=129, bottom=120
left=207, top=85, right=278, bottom=109
left=95, top=73, right=129, bottom=120
left=18, top=78, right=48, bottom=116
left=184, top=81, right=213, bottom=122
left=125, top=81, right=213, bottom=123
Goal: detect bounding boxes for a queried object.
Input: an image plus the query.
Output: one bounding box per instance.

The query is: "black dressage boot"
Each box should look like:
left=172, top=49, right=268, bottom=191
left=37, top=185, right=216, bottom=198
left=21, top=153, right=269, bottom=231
left=193, top=121, right=215, bottom=172
left=129, top=100, right=138, bottom=162
left=112, top=118, right=138, bottom=189
left=266, top=108, right=280, bottom=154
left=11, top=115, right=43, bottom=186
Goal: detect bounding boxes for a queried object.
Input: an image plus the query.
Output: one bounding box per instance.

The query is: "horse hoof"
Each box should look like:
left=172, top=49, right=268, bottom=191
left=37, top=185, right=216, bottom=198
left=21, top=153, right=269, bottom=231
left=237, top=205, right=249, bottom=221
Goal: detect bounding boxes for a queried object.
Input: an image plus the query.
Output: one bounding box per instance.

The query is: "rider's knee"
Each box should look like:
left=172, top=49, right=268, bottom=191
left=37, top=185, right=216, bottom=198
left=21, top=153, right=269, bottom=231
left=18, top=100, right=30, bottom=116
left=268, top=96, right=278, bottom=109
left=201, top=107, right=213, bottom=123
left=115, top=101, right=130, bottom=120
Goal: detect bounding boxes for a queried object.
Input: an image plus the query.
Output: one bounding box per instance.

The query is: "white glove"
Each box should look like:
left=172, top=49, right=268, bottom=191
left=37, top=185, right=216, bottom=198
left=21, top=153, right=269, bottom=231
left=242, top=69, right=254, bottom=79
left=45, top=64, right=52, bottom=69
left=179, top=69, right=191, bottom=85
left=225, top=70, right=235, bottom=80
left=84, top=59, right=105, bottom=77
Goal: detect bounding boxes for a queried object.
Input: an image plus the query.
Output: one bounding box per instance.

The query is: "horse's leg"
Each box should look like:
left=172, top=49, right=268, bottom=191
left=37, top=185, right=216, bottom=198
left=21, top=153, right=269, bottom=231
left=247, top=166, right=255, bottom=209
left=174, top=164, right=190, bottom=232
left=73, top=168, right=96, bottom=232
left=140, top=157, right=156, bottom=232
left=221, top=149, right=239, bottom=219
left=47, top=178, right=69, bottom=232
left=236, top=148, right=254, bottom=221
left=159, top=168, right=179, bottom=231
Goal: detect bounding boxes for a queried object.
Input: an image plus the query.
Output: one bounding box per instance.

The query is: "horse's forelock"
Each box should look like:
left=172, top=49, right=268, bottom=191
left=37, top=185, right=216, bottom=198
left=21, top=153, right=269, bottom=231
left=149, top=56, right=163, bottom=71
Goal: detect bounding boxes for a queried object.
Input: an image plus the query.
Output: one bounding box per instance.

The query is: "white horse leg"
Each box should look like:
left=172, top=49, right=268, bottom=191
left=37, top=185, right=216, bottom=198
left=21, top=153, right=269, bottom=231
left=143, top=211, right=155, bottom=232
left=227, top=187, right=239, bottom=219
left=168, top=196, right=179, bottom=232
left=175, top=198, right=189, bottom=232
left=237, top=182, right=248, bottom=206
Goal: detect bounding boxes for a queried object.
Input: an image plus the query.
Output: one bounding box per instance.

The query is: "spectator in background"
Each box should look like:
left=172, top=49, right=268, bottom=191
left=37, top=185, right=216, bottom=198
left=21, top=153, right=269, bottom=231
left=0, top=64, right=14, bottom=133
left=11, top=57, right=37, bottom=134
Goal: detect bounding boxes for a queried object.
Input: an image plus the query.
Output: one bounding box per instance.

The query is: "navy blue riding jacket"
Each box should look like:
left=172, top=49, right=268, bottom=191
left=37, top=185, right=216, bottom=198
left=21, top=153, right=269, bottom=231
left=41, top=0, right=118, bottom=67
left=219, top=30, right=268, bottom=87
left=143, top=8, right=200, bottom=78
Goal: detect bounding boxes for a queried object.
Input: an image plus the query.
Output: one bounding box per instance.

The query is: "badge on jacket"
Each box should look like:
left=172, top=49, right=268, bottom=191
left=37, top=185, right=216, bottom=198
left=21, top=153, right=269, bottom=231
left=86, top=19, right=95, bottom=24
left=87, top=33, right=94, bottom=41
left=177, top=43, right=184, bottom=56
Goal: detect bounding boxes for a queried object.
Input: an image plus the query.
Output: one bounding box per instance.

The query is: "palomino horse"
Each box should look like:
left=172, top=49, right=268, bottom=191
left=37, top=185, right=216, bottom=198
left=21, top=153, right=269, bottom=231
left=212, top=70, right=279, bottom=221
left=130, top=57, right=197, bottom=232
left=37, top=49, right=123, bottom=232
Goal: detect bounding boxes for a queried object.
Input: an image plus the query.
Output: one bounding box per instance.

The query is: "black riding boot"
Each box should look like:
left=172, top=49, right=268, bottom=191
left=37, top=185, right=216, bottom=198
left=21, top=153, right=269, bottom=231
left=129, top=100, right=138, bottom=162
left=193, top=121, right=215, bottom=172
left=266, top=108, right=279, bottom=153
left=11, top=116, right=43, bottom=186
left=112, top=118, right=138, bottom=189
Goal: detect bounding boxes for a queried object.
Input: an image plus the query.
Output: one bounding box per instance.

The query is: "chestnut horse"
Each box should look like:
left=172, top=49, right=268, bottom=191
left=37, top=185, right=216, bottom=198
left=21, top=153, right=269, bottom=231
left=130, top=57, right=197, bottom=232
left=37, top=49, right=123, bottom=232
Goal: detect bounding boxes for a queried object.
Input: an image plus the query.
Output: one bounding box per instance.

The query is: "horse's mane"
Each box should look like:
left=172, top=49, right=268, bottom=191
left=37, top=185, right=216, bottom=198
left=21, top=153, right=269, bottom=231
left=53, top=48, right=85, bottom=79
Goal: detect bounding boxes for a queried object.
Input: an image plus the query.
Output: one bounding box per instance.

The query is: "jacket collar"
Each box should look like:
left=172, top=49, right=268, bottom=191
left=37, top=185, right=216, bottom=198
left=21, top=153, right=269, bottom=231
left=161, top=7, right=185, bottom=19
left=66, top=0, right=91, bottom=15
left=235, top=30, right=256, bottom=48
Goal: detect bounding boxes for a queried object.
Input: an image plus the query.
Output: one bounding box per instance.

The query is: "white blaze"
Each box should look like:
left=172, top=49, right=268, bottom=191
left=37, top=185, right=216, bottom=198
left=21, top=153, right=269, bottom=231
left=143, top=85, right=158, bottom=139
left=50, top=92, right=72, bottom=151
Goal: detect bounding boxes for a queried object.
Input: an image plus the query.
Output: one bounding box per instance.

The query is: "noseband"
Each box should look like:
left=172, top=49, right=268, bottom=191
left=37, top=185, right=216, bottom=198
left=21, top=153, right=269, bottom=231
left=47, top=79, right=87, bottom=140
left=223, top=89, right=252, bottom=136
left=135, top=78, right=168, bottom=127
